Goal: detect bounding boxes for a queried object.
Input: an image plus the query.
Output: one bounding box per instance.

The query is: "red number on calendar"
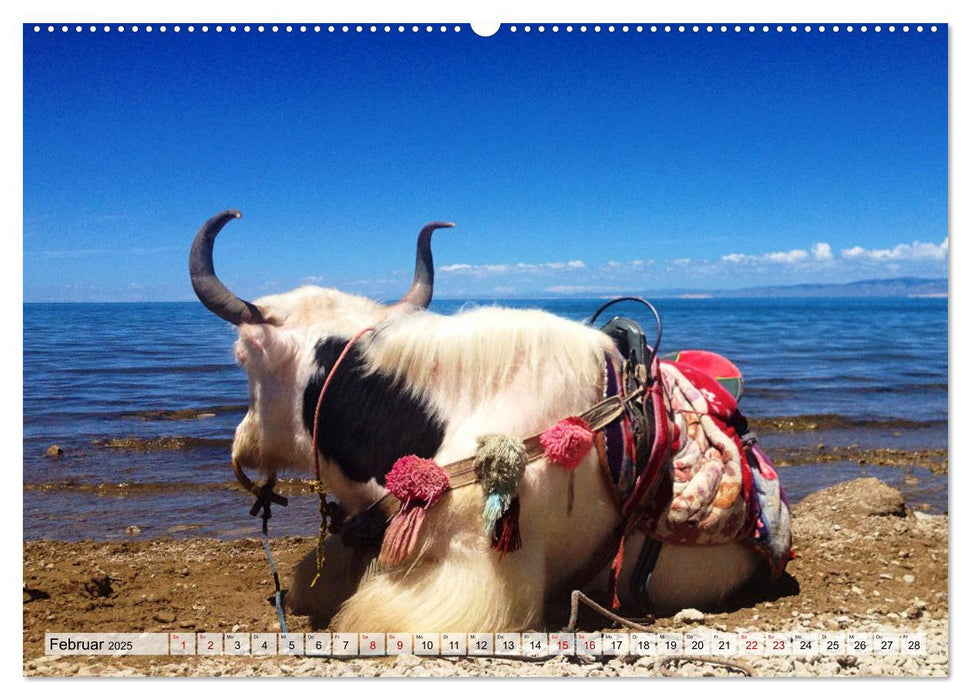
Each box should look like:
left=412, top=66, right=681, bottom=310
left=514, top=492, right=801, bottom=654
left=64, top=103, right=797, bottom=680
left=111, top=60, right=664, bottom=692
left=396, top=640, right=403, bottom=650
left=746, top=640, right=757, bottom=650
left=207, top=641, right=214, bottom=650
left=370, top=640, right=377, bottom=650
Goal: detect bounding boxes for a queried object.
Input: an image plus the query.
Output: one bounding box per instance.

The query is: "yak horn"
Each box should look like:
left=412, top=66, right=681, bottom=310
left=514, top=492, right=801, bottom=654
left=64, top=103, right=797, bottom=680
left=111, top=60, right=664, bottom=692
left=189, top=210, right=269, bottom=326
left=395, top=221, right=454, bottom=309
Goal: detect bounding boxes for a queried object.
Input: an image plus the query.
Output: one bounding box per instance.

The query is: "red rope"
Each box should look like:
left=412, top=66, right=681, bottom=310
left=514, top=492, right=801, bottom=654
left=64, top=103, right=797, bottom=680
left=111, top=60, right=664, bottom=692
left=312, top=327, right=376, bottom=483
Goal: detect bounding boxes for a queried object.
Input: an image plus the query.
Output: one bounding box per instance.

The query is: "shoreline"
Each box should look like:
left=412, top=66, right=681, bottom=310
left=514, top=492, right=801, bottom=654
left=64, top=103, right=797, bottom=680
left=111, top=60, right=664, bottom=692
left=23, top=477, right=948, bottom=677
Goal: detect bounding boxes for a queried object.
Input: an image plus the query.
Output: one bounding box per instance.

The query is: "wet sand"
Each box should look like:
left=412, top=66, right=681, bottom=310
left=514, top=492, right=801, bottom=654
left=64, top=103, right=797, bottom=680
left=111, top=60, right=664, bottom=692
left=23, top=478, right=948, bottom=677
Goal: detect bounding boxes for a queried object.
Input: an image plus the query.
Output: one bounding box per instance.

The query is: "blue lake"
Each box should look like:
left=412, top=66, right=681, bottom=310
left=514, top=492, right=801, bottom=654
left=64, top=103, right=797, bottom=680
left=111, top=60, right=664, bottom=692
left=23, top=296, right=947, bottom=540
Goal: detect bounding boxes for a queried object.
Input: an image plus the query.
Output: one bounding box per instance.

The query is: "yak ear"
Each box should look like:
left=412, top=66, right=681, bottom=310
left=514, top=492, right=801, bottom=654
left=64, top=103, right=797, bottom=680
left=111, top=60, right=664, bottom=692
left=237, top=324, right=293, bottom=368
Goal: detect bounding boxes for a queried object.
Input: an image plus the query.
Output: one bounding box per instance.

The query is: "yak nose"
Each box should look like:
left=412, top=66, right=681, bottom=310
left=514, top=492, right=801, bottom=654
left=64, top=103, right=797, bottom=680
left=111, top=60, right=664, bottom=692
left=231, top=413, right=261, bottom=468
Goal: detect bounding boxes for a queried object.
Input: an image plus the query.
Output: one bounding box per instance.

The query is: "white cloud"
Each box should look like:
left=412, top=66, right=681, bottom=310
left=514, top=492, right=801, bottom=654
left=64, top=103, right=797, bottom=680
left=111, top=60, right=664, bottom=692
left=439, top=260, right=586, bottom=275
left=722, top=248, right=812, bottom=265
left=811, top=243, right=833, bottom=261
left=765, top=249, right=809, bottom=264
left=840, top=239, right=948, bottom=262
left=721, top=238, right=946, bottom=269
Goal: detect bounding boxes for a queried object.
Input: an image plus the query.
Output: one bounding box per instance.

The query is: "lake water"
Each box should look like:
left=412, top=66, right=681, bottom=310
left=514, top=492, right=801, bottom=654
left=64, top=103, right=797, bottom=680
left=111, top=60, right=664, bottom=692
left=23, top=297, right=948, bottom=540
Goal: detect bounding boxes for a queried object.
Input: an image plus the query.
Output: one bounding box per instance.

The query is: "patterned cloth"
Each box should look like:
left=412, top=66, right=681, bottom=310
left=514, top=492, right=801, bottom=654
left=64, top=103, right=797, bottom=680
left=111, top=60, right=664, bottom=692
left=644, top=361, right=754, bottom=544
left=600, top=351, right=793, bottom=580
left=598, top=358, right=640, bottom=506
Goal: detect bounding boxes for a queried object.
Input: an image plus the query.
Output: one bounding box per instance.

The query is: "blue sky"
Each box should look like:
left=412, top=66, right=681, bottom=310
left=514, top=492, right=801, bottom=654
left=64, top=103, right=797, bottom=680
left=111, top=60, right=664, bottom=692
left=23, top=23, right=947, bottom=301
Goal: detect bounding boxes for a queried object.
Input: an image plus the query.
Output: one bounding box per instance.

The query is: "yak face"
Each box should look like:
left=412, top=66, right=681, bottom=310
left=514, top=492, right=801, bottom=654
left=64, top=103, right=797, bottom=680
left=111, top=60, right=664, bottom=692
left=189, top=211, right=453, bottom=513
left=228, top=286, right=391, bottom=479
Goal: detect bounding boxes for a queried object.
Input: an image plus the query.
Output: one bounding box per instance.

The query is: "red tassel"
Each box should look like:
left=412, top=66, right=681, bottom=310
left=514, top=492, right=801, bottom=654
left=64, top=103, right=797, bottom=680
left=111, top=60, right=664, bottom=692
left=379, top=505, right=428, bottom=569
left=491, top=496, right=522, bottom=559
left=379, top=455, right=450, bottom=568
left=608, top=533, right=626, bottom=610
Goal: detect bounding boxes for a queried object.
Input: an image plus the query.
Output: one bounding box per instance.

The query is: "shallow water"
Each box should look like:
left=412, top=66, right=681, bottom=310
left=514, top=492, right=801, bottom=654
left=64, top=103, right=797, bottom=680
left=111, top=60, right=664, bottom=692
left=23, top=297, right=947, bottom=540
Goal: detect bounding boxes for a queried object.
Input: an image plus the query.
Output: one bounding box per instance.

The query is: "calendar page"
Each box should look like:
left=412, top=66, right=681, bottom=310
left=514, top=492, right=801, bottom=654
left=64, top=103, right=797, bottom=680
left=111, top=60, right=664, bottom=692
left=20, top=0, right=950, bottom=681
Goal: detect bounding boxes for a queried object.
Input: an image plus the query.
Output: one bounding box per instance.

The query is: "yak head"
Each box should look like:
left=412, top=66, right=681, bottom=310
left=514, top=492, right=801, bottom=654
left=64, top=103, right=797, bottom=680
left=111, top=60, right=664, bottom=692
left=189, top=210, right=452, bottom=513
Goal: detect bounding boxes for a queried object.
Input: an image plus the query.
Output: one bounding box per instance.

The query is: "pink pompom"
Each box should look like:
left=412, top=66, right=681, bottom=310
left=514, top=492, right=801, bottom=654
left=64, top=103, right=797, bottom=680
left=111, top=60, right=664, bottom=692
left=380, top=455, right=450, bottom=568
left=384, top=455, right=450, bottom=505
left=540, top=417, right=595, bottom=469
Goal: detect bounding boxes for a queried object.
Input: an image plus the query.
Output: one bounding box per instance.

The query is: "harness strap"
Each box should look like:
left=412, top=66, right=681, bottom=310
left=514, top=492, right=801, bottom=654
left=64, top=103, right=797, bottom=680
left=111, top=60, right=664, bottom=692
left=312, top=326, right=377, bottom=486
left=308, top=326, right=375, bottom=587
left=629, top=535, right=664, bottom=612
left=232, top=460, right=288, bottom=507
left=362, top=389, right=644, bottom=523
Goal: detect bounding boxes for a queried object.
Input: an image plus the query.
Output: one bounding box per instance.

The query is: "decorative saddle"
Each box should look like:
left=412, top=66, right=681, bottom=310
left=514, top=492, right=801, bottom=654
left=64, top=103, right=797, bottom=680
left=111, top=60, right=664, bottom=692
left=598, top=311, right=793, bottom=612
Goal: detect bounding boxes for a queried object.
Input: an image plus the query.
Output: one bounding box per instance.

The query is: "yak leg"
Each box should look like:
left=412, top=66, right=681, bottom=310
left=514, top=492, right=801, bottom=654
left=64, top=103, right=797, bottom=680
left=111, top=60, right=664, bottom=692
left=610, top=530, right=763, bottom=616
left=285, top=535, right=376, bottom=628
left=645, top=541, right=762, bottom=615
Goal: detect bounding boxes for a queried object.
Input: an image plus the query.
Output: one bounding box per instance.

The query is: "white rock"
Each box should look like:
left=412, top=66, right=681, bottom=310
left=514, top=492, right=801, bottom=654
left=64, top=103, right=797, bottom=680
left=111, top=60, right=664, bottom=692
left=674, top=608, right=706, bottom=624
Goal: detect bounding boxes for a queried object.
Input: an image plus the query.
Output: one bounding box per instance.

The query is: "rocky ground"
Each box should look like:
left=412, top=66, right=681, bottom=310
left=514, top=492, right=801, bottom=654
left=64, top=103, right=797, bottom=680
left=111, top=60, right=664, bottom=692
left=23, top=477, right=948, bottom=677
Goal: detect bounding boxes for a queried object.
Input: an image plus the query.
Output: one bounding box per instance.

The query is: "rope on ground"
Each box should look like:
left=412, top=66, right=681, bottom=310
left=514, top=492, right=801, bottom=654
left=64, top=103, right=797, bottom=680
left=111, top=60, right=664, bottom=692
left=567, top=590, right=655, bottom=633
left=566, top=589, right=754, bottom=677
left=656, top=654, right=755, bottom=677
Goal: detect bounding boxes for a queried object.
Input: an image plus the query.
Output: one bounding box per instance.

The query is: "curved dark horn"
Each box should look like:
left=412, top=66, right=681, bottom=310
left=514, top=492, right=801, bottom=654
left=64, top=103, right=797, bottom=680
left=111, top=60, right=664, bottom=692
left=395, top=221, right=454, bottom=309
left=189, top=210, right=268, bottom=325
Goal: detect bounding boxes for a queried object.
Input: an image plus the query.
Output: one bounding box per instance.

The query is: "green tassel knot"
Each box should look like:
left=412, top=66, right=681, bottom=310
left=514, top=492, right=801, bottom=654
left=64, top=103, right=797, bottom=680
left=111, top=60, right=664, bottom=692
left=473, top=433, right=527, bottom=536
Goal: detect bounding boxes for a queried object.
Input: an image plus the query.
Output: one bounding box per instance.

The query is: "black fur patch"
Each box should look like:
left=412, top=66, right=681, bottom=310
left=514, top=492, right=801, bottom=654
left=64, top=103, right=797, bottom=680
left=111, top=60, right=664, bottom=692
left=339, top=509, right=388, bottom=549
left=302, top=337, right=446, bottom=485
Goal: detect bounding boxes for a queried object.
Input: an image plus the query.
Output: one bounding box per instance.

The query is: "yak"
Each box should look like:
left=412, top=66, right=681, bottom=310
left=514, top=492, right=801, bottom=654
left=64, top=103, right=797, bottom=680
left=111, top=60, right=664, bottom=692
left=189, top=209, right=789, bottom=633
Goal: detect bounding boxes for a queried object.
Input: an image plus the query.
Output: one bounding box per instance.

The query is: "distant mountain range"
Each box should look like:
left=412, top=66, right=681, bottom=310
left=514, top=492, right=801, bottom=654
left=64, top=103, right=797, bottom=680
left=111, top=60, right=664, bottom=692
left=667, top=276, right=948, bottom=299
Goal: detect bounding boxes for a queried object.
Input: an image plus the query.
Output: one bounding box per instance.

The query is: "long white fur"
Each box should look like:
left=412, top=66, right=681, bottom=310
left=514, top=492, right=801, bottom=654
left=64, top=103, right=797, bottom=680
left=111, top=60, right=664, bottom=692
left=232, top=286, right=760, bottom=631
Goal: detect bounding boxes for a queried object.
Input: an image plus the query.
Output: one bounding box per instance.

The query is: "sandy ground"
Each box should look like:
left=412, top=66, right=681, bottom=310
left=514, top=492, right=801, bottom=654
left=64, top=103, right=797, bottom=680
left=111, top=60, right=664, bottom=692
left=23, top=477, right=948, bottom=677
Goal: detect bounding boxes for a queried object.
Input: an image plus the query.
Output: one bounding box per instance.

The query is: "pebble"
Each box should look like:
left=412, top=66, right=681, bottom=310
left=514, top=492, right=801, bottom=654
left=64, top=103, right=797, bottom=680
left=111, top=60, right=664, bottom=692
left=902, top=574, right=916, bottom=584
left=125, top=526, right=142, bottom=535
left=395, top=655, right=422, bottom=668
left=673, top=608, right=705, bottom=624
left=45, top=444, right=64, bottom=457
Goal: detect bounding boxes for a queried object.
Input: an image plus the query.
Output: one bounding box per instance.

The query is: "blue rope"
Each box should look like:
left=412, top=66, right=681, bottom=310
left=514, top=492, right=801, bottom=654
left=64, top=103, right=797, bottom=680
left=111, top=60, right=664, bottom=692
left=257, top=499, right=289, bottom=635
